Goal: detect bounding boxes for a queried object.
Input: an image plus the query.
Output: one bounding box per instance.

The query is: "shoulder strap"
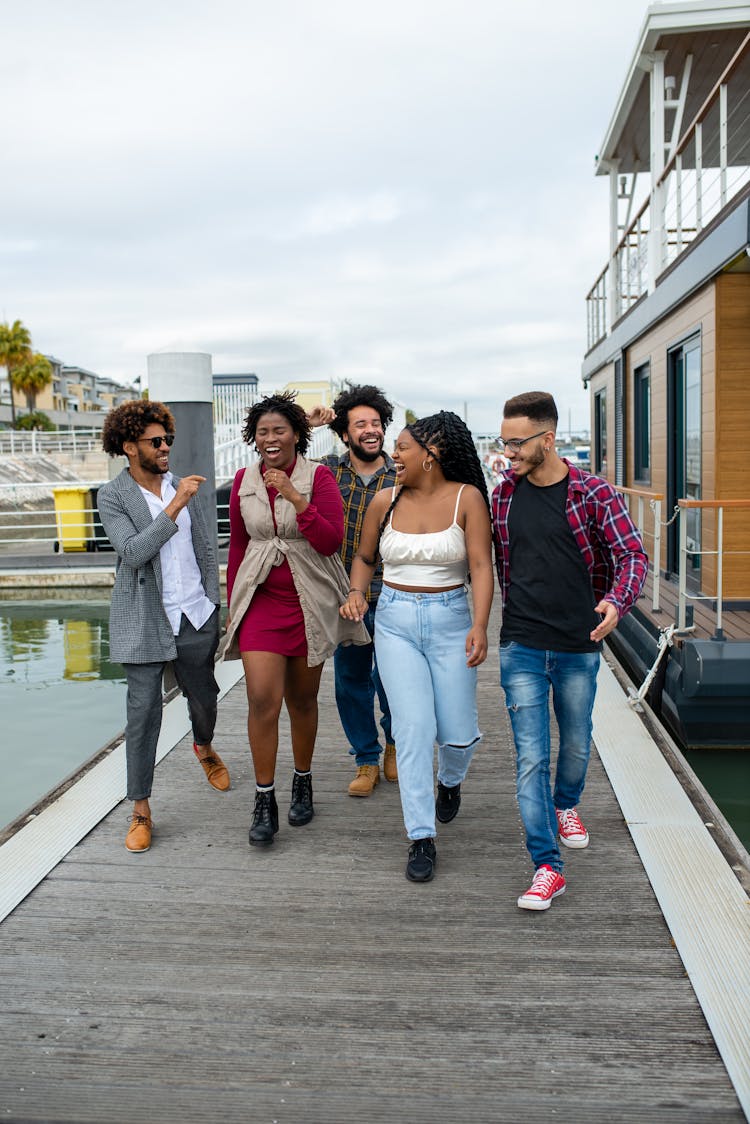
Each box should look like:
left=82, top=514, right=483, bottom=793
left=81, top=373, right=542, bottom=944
left=453, top=484, right=466, bottom=522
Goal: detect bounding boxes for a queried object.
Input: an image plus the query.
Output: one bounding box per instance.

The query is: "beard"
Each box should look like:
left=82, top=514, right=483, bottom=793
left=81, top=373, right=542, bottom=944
left=138, top=450, right=169, bottom=475
left=513, top=444, right=546, bottom=475
left=347, top=434, right=384, bottom=463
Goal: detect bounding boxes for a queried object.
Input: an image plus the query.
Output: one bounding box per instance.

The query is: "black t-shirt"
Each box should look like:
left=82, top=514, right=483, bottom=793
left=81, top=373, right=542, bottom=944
left=501, top=474, right=601, bottom=653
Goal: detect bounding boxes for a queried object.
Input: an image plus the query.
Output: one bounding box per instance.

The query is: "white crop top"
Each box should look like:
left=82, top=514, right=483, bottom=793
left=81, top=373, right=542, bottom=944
left=379, top=485, right=468, bottom=588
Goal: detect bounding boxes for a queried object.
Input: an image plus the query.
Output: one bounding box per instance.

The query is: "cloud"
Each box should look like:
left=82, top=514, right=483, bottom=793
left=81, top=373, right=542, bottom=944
left=0, top=0, right=650, bottom=437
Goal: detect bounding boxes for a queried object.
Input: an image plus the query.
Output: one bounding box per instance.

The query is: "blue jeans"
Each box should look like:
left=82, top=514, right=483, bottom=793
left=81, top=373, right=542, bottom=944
left=499, top=641, right=600, bottom=872
left=334, top=605, right=393, bottom=766
left=375, top=586, right=481, bottom=840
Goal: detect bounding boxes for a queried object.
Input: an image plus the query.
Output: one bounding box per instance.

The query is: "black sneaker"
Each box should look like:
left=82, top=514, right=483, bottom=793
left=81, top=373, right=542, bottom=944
left=249, top=789, right=279, bottom=846
left=288, top=772, right=314, bottom=826
left=406, top=837, right=437, bottom=882
left=435, top=781, right=461, bottom=824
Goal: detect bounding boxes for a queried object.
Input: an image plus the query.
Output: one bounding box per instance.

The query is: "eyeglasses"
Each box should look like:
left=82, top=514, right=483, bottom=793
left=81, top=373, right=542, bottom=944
left=138, top=434, right=175, bottom=449
left=499, top=429, right=547, bottom=453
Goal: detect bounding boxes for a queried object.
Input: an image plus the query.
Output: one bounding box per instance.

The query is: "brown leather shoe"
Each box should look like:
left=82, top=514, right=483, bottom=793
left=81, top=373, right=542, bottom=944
left=194, top=743, right=231, bottom=791
left=383, top=743, right=398, bottom=783
left=348, top=764, right=380, bottom=797
left=125, top=813, right=153, bottom=852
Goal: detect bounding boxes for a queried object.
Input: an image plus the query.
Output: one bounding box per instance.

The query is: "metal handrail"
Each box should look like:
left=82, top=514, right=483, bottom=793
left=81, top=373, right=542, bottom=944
left=0, top=429, right=103, bottom=456
left=677, top=498, right=750, bottom=639
left=586, top=33, right=750, bottom=349
left=614, top=485, right=664, bottom=612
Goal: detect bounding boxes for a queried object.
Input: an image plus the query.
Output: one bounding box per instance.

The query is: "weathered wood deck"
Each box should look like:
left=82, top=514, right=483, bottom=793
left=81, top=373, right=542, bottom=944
left=1, top=603, right=745, bottom=1123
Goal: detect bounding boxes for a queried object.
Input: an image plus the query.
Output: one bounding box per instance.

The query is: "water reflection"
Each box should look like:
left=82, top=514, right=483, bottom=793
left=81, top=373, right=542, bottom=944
left=0, top=597, right=127, bottom=832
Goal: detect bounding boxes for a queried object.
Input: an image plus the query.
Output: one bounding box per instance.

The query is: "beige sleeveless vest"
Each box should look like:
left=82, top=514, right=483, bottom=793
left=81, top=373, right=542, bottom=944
left=222, top=457, right=368, bottom=666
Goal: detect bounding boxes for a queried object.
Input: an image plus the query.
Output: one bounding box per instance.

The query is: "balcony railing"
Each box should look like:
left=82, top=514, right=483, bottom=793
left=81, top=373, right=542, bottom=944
left=677, top=498, right=750, bottom=639
left=586, top=31, right=750, bottom=351
left=617, top=485, right=750, bottom=641
left=614, top=486, right=664, bottom=613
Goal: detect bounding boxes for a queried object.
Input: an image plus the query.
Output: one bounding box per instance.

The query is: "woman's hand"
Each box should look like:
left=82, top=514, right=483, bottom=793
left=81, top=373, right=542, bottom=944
left=265, top=470, right=297, bottom=501
left=465, top=624, right=488, bottom=667
left=340, top=590, right=367, bottom=622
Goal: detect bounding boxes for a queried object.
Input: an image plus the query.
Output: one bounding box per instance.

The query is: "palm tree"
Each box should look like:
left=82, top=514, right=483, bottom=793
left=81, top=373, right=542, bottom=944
left=0, top=320, right=33, bottom=425
left=10, top=352, right=53, bottom=415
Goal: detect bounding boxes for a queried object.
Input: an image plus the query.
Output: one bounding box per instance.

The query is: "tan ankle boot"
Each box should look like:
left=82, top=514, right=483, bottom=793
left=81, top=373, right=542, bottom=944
left=383, top=743, right=398, bottom=783
left=348, top=764, right=380, bottom=797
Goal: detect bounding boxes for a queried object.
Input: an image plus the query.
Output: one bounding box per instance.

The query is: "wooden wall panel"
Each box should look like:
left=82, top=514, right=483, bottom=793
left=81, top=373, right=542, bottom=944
left=624, top=283, right=716, bottom=580
left=715, top=274, right=750, bottom=597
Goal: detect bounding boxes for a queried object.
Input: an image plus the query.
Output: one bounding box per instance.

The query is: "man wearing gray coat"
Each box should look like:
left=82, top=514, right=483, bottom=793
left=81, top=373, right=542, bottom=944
left=98, top=399, right=229, bottom=853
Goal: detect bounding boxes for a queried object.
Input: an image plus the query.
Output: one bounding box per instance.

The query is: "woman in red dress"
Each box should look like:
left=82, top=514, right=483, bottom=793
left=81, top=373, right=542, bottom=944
left=225, top=392, right=367, bottom=846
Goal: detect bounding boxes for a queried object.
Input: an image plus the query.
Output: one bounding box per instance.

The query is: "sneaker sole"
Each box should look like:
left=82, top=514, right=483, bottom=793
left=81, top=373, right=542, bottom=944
left=406, top=865, right=436, bottom=883
left=559, top=834, right=589, bottom=849
left=517, top=885, right=566, bottom=911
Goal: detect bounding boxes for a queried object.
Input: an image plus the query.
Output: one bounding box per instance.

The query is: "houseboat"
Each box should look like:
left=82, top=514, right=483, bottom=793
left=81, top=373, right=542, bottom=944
left=582, top=0, right=750, bottom=748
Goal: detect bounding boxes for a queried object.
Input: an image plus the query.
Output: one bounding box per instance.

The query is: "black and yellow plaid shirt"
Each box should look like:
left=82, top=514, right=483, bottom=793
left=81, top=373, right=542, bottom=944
left=319, top=451, right=397, bottom=604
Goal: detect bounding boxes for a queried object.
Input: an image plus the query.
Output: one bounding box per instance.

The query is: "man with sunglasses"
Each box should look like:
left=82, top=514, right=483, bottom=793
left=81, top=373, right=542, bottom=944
left=98, top=399, right=227, bottom=853
left=492, top=391, right=647, bottom=911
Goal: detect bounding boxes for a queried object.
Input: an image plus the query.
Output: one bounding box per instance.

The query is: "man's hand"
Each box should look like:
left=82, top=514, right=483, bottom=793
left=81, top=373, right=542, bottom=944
left=590, top=600, right=619, bottom=642
left=307, top=405, right=335, bottom=428
left=166, top=475, right=206, bottom=520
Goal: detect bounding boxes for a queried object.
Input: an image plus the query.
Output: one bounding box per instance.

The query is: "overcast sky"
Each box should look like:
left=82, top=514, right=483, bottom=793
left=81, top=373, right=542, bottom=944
left=2, top=0, right=652, bottom=435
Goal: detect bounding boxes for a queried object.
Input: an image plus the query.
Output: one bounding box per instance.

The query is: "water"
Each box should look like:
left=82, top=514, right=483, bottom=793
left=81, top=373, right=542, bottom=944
left=684, top=748, right=750, bottom=852
left=0, top=594, right=126, bottom=831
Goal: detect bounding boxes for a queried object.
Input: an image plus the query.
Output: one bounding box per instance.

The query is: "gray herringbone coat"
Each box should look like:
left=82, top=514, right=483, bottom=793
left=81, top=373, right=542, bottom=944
left=97, top=467, right=220, bottom=665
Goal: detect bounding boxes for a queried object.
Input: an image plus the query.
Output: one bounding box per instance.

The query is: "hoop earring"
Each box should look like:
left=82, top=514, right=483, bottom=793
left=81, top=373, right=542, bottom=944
left=422, top=459, right=432, bottom=472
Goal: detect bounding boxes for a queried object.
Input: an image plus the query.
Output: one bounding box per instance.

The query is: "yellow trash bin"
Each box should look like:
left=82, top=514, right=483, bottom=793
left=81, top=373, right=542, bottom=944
left=52, top=486, right=94, bottom=552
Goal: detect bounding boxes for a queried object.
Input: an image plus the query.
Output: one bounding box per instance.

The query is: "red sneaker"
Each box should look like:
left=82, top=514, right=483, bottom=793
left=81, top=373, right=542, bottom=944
left=556, top=807, right=589, bottom=849
left=517, top=864, right=566, bottom=911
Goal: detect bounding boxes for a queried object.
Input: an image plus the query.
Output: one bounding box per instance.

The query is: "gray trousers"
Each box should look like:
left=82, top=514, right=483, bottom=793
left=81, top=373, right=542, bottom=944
left=123, top=610, right=220, bottom=801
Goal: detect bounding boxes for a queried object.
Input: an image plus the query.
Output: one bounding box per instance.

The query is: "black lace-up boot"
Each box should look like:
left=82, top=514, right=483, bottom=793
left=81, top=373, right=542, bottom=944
left=288, top=772, right=314, bottom=826
left=436, top=781, right=462, bottom=823
left=249, top=788, right=279, bottom=846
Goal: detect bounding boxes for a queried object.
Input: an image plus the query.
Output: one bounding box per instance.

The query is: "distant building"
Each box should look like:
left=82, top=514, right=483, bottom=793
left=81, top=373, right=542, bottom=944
left=0, top=356, right=138, bottom=430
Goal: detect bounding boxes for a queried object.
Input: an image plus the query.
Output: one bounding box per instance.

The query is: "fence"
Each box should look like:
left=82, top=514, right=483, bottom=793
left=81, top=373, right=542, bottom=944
left=586, top=32, right=750, bottom=350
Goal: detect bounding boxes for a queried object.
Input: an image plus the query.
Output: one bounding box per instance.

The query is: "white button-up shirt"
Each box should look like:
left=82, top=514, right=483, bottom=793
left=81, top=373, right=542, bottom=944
left=138, top=473, right=216, bottom=636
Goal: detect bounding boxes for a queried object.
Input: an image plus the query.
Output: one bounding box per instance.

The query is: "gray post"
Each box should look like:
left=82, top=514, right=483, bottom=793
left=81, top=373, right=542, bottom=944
left=147, top=352, right=217, bottom=561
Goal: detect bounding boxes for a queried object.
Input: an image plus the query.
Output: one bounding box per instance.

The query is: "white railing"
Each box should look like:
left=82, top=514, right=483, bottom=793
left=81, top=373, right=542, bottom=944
left=677, top=498, right=750, bottom=639
left=0, top=499, right=232, bottom=553
left=586, top=32, right=750, bottom=350
left=214, top=428, right=337, bottom=483
left=0, top=428, right=103, bottom=456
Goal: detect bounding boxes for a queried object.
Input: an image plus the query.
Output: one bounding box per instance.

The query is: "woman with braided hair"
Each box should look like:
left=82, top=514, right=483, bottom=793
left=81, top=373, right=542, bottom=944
left=341, top=411, right=494, bottom=882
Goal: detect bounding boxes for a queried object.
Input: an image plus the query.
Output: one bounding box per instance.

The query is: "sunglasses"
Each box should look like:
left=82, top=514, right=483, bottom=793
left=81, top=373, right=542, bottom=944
left=138, top=434, right=175, bottom=448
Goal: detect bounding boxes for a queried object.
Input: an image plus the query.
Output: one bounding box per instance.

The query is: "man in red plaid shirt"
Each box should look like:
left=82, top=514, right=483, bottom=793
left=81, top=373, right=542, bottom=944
left=492, top=391, right=648, bottom=911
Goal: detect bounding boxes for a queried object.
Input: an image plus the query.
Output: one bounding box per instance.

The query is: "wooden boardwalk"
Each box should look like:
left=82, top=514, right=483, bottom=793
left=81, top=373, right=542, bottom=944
left=1, top=603, right=745, bottom=1123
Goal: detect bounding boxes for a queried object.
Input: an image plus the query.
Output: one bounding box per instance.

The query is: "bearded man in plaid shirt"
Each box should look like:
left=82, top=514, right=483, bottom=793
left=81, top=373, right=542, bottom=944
left=319, top=384, right=398, bottom=797
left=492, top=391, right=648, bottom=912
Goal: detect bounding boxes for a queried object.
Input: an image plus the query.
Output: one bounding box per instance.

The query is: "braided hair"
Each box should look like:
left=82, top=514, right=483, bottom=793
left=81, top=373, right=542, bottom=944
left=241, top=390, right=312, bottom=456
left=376, top=410, right=490, bottom=549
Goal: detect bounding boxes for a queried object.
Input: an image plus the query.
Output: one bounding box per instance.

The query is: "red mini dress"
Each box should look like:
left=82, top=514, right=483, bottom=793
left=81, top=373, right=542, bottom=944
left=226, top=461, right=344, bottom=657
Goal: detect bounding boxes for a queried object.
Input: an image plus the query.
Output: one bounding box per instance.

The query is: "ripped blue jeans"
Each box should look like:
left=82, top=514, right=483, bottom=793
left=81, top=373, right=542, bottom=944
left=500, top=641, right=600, bottom=872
